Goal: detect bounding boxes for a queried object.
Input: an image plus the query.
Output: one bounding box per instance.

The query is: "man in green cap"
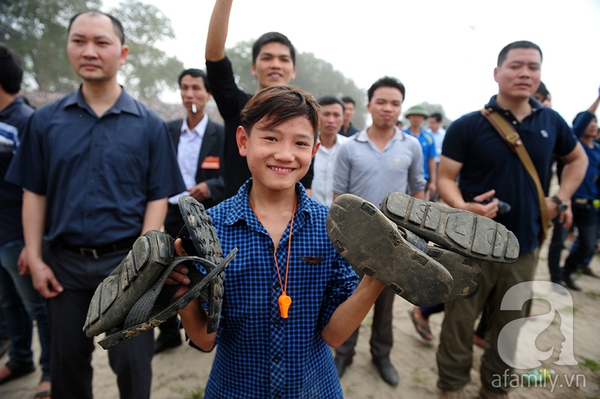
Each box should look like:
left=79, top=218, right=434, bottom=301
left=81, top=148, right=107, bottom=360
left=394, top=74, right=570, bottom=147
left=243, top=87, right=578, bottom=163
left=404, top=105, right=437, bottom=199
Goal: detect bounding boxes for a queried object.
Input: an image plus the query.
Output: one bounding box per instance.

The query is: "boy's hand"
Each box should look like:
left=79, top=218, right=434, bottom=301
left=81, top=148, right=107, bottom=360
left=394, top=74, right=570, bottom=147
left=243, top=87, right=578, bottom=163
left=165, top=238, right=191, bottom=298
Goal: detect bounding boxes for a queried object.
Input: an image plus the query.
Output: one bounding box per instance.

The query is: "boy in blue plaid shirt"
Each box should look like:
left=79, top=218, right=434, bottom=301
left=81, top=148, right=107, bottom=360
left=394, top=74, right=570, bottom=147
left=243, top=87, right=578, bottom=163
left=169, top=86, right=387, bottom=398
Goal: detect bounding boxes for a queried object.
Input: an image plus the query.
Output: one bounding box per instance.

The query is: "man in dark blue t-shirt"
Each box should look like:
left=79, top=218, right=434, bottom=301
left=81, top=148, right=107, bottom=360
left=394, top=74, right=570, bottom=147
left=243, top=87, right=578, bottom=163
left=436, top=41, right=587, bottom=398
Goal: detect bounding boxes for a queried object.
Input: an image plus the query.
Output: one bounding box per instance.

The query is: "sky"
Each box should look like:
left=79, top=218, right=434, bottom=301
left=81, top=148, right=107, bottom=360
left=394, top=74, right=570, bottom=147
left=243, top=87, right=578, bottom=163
left=103, top=0, right=600, bottom=123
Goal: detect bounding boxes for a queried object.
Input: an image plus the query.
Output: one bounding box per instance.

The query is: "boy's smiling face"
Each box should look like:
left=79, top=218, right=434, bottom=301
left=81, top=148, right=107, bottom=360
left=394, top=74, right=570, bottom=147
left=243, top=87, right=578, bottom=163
left=237, top=116, right=318, bottom=194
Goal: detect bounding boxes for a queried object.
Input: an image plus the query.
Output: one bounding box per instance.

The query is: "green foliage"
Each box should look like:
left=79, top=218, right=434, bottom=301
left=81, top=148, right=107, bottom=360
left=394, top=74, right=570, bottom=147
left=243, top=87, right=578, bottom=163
left=1, top=0, right=183, bottom=100
left=1, top=0, right=101, bottom=92
left=580, top=357, right=600, bottom=373
left=226, top=40, right=368, bottom=129
left=109, top=0, right=183, bottom=99
left=170, top=385, right=205, bottom=399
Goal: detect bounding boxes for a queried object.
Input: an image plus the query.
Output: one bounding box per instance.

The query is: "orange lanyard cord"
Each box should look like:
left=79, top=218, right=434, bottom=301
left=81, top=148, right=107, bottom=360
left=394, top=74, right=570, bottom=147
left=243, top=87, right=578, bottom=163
left=249, top=196, right=297, bottom=296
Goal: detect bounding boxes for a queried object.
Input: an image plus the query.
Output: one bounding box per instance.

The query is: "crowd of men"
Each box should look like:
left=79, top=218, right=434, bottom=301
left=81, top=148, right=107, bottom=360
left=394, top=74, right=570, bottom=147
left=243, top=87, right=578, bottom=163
left=0, top=0, right=598, bottom=398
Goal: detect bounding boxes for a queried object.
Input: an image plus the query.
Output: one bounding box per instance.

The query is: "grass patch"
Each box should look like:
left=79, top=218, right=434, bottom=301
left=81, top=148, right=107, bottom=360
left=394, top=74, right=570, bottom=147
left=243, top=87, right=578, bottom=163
left=580, top=357, right=600, bottom=373
left=170, top=385, right=205, bottom=399
left=586, top=291, right=600, bottom=299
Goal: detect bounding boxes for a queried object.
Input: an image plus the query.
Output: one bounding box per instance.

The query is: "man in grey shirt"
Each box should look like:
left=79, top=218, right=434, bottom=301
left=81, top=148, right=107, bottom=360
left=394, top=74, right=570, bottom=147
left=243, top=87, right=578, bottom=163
left=332, top=76, right=425, bottom=386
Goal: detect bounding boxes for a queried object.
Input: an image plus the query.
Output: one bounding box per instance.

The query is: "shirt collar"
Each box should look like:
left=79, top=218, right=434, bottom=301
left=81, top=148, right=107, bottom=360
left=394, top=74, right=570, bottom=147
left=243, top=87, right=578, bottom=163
left=0, top=97, right=24, bottom=118
left=181, top=113, right=209, bottom=138
left=63, top=85, right=140, bottom=117
left=354, top=126, right=407, bottom=142
left=224, top=179, right=314, bottom=229
left=484, top=95, right=544, bottom=115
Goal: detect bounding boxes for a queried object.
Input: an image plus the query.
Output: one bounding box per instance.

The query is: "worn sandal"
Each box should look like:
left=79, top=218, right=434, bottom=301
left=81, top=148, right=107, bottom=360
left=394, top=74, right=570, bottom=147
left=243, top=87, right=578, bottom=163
left=85, top=196, right=236, bottom=348
left=84, top=230, right=175, bottom=338
left=397, top=226, right=481, bottom=303
left=327, top=194, right=454, bottom=307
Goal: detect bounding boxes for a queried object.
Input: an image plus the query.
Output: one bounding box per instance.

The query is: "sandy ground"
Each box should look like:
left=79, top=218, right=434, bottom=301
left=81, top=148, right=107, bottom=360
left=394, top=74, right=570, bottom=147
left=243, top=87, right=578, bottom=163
left=1, top=238, right=599, bottom=399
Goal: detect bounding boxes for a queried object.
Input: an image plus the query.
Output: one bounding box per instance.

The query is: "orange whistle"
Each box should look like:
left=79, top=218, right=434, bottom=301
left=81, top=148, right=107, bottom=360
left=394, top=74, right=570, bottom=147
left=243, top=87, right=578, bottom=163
left=278, top=294, right=292, bottom=318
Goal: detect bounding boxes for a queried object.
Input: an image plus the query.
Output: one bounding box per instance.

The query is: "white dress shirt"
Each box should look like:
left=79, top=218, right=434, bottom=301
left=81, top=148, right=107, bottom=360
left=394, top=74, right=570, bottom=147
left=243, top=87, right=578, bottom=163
left=168, top=114, right=209, bottom=204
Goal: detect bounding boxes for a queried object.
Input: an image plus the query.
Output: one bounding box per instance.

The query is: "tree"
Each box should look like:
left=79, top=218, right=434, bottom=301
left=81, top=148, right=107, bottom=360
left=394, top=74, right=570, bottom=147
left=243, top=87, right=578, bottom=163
left=109, top=0, right=183, bottom=100
left=1, top=0, right=101, bottom=92
left=226, top=40, right=368, bottom=129
left=0, top=0, right=184, bottom=100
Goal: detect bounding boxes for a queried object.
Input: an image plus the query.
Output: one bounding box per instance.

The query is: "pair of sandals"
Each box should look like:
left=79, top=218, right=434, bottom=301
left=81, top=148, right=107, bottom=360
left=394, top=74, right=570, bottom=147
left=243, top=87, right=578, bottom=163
left=326, top=193, right=519, bottom=307
left=83, top=196, right=236, bottom=349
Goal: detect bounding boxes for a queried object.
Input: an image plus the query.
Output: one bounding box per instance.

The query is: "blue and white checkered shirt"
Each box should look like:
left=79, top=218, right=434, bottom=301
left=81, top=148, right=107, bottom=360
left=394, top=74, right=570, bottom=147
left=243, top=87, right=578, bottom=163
left=204, top=179, right=358, bottom=399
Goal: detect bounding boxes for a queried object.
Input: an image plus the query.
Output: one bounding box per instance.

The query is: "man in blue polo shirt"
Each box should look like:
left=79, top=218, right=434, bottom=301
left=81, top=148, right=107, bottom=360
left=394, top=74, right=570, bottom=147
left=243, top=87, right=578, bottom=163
left=0, top=44, right=51, bottom=398
left=404, top=105, right=437, bottom=199
left=6, top=11, right=184, bottom=399
left=561, top=89, right=600, bottom=290
left=436, top=41, right=587, bottom=398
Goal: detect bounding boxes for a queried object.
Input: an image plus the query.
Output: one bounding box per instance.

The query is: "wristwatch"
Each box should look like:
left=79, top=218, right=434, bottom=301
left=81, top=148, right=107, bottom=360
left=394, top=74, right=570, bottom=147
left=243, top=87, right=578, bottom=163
left=551, top=195, right=568, bottom=213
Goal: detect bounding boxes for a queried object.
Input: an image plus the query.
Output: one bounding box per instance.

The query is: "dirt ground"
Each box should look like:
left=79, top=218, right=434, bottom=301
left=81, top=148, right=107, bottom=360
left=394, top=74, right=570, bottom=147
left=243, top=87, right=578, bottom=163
left=1, top=238, right=599, bottom=399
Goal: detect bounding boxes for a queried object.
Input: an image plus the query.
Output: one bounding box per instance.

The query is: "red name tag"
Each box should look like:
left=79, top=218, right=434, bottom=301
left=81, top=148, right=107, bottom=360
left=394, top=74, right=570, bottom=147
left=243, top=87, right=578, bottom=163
left=201, top=156, right=220, bottom=170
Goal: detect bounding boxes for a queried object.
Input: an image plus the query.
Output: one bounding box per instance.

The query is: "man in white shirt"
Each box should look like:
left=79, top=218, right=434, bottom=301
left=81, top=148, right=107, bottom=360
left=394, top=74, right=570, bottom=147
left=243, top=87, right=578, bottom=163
left=158, top=68, right=225, bottom=353
left=312, top=96, right=348, bottom=206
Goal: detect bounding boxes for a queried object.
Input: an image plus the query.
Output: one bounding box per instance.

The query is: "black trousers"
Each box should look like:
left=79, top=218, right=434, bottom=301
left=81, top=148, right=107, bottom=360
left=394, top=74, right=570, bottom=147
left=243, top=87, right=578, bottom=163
left=335, top=271, right=394, bottom=360
left=44, top=245, right=154, bottom=399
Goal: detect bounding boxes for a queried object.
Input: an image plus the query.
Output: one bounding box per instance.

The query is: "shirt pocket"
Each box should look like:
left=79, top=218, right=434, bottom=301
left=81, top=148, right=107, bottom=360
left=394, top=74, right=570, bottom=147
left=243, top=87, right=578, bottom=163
left=104, top=144, right=147, bottom=184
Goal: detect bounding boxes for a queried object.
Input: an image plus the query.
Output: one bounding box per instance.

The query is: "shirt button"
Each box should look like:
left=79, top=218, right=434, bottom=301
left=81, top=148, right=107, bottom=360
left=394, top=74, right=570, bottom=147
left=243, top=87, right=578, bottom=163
left=274, top=395, right=281, bottom=399
left=268, top=244, right=274, bottom=251
left=273, top=356, right=281, bottom=362
left=273, top=320, right=280, bottom=327
left=512, top=121, right=517, bottom=125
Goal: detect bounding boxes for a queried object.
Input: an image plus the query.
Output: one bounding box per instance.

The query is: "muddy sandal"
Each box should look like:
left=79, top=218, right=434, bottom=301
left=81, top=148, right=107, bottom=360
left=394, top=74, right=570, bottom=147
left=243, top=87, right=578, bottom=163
left=381, top=192, right=519, bottom=263
left=327, top=194, right=454, bottom=307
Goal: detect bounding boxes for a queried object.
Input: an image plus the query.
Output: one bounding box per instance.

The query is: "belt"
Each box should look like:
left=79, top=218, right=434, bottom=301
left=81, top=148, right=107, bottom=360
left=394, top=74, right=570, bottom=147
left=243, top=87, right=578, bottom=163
left=50, top=236, right=138, bottom=259
left=573, top=198, right=600, bottom=208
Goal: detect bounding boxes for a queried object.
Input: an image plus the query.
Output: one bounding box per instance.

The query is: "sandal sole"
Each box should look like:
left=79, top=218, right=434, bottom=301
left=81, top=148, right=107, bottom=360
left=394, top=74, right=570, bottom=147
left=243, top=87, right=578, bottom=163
left=381, top=192, right=519, bottom=263
left=327, top=194, right=453, bottom=307
left=178, top=195, right=226, bottom=333
left=426, top=246, right=481, bottom=302
left=84, top=230, right=174, bottom=338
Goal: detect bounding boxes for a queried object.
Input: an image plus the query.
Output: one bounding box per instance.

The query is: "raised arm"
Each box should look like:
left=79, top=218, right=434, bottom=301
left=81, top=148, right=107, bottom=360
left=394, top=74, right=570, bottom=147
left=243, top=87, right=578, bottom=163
left=205, top=0, right=233, bottom=62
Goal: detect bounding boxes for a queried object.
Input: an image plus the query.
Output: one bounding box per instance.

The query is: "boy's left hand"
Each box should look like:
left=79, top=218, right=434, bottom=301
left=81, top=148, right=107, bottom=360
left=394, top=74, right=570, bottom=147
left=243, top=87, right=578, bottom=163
left=165, top=238, right=191, bottom=298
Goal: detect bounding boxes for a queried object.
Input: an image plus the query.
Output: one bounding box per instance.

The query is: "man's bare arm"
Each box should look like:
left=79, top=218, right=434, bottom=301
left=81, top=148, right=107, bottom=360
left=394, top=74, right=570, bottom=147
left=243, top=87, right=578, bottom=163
left=141, top=198, right=168, bottom=234
left=22, top=190, right=63, bottom=298
left=438, top=155, right=499, bottom=218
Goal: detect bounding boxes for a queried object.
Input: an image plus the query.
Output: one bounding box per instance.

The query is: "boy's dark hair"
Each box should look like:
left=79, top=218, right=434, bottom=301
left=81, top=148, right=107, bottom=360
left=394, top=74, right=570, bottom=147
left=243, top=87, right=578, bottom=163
left=430, top=112, right=443, bottom=122
left=536, top=81, right=550, bottom=101
left=0, top=44, right=23, bottom=95
left=252, top=32, right=296, bottom=65
left=367, top=76, right=406, bottom=102
left=497, top=40, right=542, bottom=66
left=318, top=95, right=345, bottom=112
left=68, top=10, right=125, bottom=45
left=341, top=96, right=355, bottom=105
left=177, top=68, right=211, bottom=93
left=241, top=86, right=320, bottom=144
